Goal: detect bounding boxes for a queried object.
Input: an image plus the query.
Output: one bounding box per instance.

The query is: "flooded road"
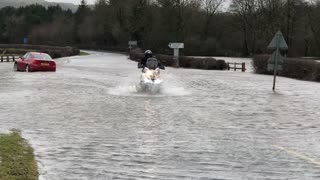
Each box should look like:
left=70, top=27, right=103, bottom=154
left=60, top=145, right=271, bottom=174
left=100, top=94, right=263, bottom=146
left=0, top=51, right=320, bottom=180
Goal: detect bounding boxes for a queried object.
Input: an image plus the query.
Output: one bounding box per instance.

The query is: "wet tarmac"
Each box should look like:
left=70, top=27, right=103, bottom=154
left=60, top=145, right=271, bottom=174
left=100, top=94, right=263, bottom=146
left=0, top=51, right=320, bottom=180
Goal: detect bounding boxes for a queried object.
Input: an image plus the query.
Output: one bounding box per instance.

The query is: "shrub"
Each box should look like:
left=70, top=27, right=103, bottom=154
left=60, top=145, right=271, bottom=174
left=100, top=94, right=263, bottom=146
left=155, top=54, right=174, bottom=66
left=0, top=44, right=80, bottom=58
left=253, top=55, right=320, bottom=82
left=252, top=55, right=271, bottom=74
left=129, top=50, right=227, bottom=70
left=129, top=48, right=144, bottom=62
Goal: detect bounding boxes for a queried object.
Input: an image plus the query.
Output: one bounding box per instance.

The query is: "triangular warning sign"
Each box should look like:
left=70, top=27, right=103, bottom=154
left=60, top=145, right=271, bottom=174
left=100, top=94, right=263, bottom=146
left=267, top=31, right=288, bottom=50
left=268, top=51, right=284, bottom=64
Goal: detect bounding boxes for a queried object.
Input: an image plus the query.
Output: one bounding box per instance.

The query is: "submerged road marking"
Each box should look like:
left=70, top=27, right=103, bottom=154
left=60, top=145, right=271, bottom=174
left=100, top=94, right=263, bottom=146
left=272, top=145, right=320, bottom=168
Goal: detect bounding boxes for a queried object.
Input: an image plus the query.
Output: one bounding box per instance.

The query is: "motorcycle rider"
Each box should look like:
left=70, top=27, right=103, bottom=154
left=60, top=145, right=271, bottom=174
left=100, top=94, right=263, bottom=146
left=141, top=50, right=153, bottom=67
left=140, top=50, right=165, bottom=70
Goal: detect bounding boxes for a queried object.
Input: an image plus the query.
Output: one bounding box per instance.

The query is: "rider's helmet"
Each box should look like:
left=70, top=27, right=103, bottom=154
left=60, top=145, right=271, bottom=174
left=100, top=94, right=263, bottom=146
left=145, top=50, right=153, bottom=58
left=145, top=50, right=152, bottom=55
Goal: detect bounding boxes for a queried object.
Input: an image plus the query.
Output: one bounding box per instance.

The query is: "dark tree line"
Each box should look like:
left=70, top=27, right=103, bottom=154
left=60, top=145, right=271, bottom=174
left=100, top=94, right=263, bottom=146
left=0, top=4, right=73, bottom=45
left=0, top=0, right=319, bottom=57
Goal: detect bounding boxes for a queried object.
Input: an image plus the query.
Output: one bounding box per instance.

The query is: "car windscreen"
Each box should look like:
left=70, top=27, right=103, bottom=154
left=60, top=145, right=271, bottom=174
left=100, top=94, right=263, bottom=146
left=33, top=54, right=52, bottom=60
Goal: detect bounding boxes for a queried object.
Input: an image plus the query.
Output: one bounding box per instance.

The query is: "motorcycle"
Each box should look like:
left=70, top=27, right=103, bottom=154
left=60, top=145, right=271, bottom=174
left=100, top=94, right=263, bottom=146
left=137, top=58, right=165, bottom=94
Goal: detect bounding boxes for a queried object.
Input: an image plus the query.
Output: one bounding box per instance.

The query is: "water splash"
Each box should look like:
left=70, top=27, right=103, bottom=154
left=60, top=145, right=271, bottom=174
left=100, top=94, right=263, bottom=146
left=108, top=83, right=190, bottom=97
left=108, top=85, right=139, bottom=96
left=107, top=71, right=190, bottom=97
left=108, top=84, right=190, bottom=97
left=160, top=82, right=190, bottom=96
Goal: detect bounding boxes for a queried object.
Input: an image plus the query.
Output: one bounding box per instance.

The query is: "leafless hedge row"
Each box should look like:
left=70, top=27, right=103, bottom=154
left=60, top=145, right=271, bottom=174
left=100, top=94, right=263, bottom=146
left=129, top=49, right=227, bottom=70
left=253, top=55, right=320, bottom=82
left=0, top=44, right=80, bottom=58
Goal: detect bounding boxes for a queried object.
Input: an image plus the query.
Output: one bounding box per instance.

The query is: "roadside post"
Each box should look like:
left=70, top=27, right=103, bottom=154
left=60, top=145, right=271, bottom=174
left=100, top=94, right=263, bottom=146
left=168, top=42, right=184, bottom=68
left=23, top=38, right=28, bottom=44
left=128, top=41, right=138, bottom=56
left=267, top=31, right=288, bottom=91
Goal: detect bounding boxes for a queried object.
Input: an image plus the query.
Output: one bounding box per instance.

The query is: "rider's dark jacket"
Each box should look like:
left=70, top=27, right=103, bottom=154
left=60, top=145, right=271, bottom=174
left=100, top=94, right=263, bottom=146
left=141, top=54, right=153, bottom=67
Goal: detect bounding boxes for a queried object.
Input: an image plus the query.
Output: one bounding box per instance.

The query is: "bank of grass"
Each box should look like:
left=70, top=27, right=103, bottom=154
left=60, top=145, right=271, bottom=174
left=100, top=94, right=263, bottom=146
left=0, top=131, right=38, bottom=180
left=80, top=51, right=90, bottom=56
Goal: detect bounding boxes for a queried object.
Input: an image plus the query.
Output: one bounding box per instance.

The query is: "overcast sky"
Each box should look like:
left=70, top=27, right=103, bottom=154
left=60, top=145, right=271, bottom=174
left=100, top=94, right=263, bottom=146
left=46, top=0, right=232, bottom=6
left=46, top=0, right=232, bottom=10
left=46, top=0, right=96, bottom=4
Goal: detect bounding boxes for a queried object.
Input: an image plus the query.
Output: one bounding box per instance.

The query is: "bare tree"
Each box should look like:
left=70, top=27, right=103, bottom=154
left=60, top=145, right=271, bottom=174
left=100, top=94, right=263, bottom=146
left=202, top=0, right=223, bottom=40
left=231, top=0, right=259, bottom=55
left=307, top=0, right=320, bottom=53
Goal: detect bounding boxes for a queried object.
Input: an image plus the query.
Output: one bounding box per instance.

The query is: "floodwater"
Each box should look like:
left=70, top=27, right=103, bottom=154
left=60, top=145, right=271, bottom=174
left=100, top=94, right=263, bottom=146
left=0, top=51, right=320, bottom=180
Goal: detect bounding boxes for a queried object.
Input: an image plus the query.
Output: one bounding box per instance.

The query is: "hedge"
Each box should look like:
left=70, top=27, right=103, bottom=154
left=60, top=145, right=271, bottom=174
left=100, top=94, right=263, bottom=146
left=129, top=48, right=227, bottom=70
left=253, top=55, right=320, bottom=82
left=0, top=44, right=80, bottom=58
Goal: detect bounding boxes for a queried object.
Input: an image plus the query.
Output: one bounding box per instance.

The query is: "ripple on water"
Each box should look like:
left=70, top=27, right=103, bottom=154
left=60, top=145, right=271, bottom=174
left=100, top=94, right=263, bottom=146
left=107, top=84, right=190, bottom=97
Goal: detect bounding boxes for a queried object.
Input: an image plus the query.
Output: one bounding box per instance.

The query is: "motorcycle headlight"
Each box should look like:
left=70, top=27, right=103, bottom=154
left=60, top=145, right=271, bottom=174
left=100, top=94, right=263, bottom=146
left=145, top=71, right=153, bottom=78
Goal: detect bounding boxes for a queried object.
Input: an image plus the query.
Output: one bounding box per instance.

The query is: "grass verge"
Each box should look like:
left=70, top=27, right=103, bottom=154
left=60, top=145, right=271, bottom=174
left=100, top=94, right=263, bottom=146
left=80, top=51, right=90, bottom=56
left=0, top=131, right=38, bottom=180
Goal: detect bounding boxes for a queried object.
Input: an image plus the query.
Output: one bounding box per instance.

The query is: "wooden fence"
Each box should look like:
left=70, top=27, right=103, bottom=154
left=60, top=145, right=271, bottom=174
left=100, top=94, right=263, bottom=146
left=227, top=62, right=246, bottom=72
left=0, top=55, right=20, bottom=63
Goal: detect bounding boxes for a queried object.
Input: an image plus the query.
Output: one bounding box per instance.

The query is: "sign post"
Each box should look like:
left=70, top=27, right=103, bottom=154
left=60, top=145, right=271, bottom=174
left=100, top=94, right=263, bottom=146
left=128, top=41, right=138, bottom=56
left=267, top=31, right=288, bottom=91
left=168, top=42, right=184, bottom=68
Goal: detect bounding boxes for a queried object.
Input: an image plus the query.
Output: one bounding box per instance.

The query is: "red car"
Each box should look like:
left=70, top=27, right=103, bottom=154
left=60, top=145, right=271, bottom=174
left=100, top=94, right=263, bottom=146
left=14, top=52, right=56, bottom=72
